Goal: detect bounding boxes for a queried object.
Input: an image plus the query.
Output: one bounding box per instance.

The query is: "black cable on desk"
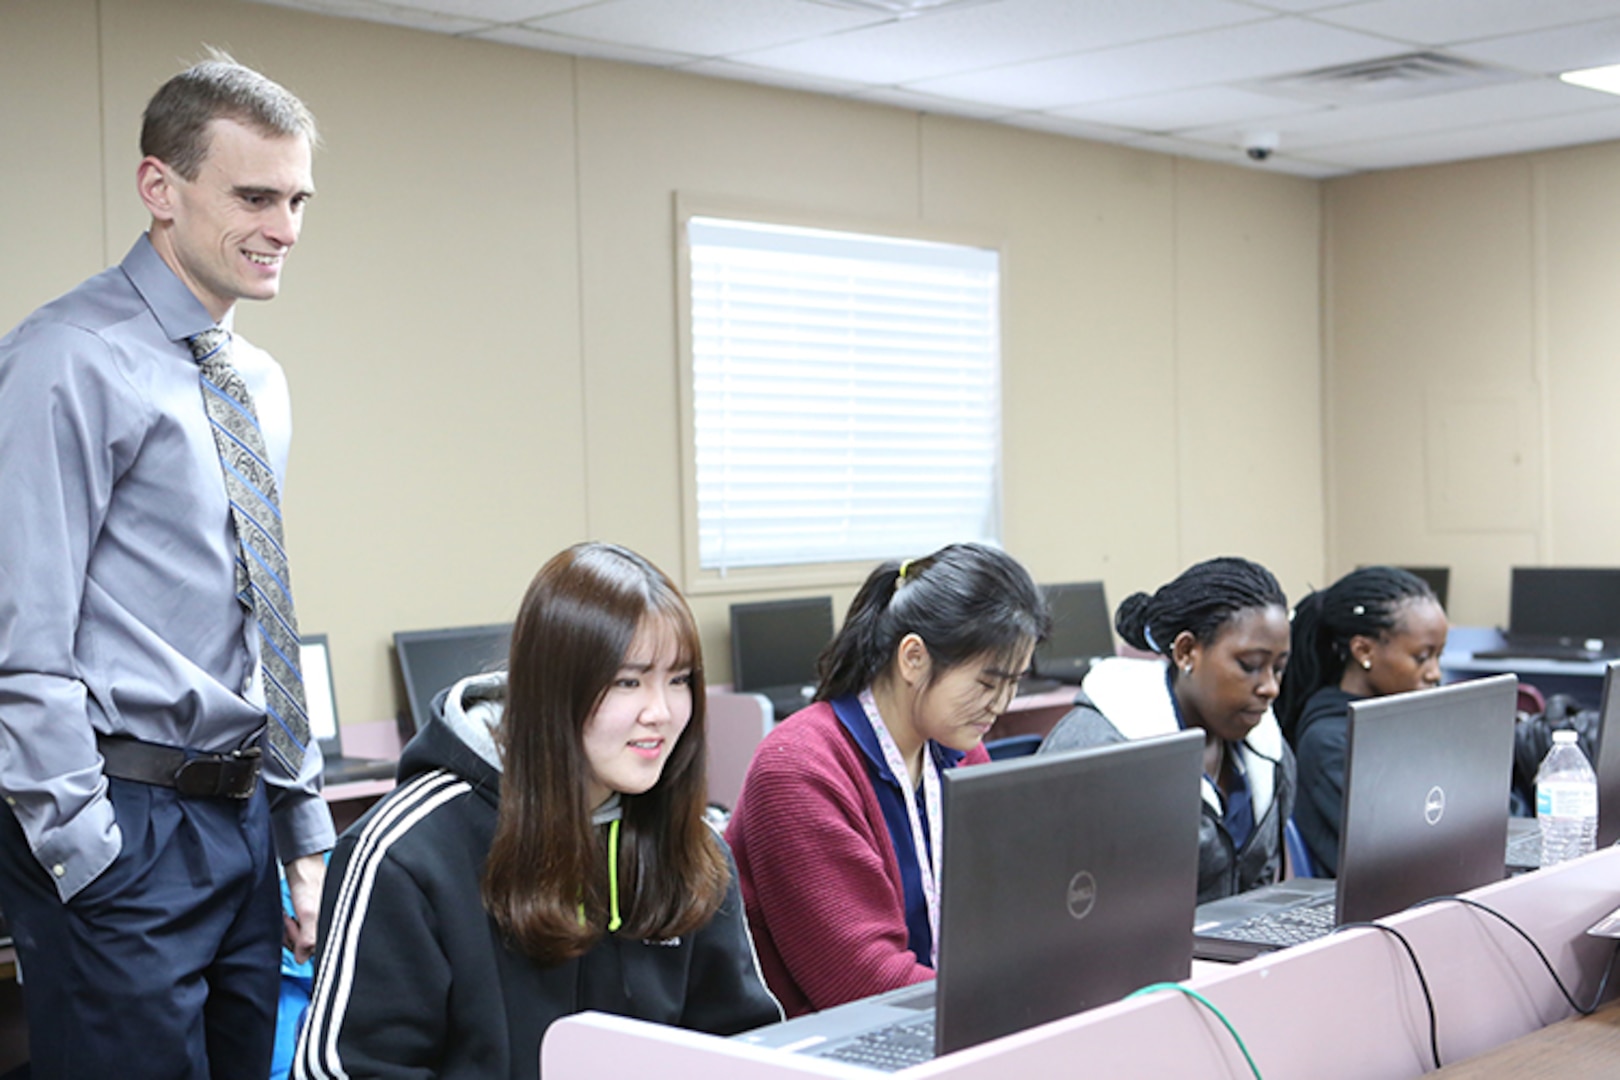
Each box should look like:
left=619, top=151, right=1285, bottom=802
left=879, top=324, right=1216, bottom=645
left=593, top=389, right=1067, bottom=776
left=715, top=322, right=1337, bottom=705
left=1411, top=895, right=1620, bottom=1016
left=1331, top=921, right=1443, bottom=1070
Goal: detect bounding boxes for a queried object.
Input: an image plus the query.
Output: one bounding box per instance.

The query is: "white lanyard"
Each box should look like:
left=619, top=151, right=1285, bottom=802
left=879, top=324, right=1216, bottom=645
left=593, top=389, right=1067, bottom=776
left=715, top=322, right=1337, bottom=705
left=858, top=688, right=943, bottom=966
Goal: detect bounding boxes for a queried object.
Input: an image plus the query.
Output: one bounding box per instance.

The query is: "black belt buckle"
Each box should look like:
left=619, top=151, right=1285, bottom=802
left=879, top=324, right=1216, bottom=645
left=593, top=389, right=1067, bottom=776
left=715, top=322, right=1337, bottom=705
left=173, top=747, right=261, bottom=799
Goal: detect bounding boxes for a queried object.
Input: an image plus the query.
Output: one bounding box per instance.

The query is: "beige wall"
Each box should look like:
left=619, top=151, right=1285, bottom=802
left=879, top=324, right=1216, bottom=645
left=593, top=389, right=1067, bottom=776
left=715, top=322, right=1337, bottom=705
left=3, top=0, right=1325, bottom=729
left=1324, top=142, right=1620, bottom=628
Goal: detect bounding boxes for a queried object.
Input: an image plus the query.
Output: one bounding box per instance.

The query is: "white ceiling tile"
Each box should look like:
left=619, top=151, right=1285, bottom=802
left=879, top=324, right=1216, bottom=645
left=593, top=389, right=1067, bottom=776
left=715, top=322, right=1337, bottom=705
left=907, top=16, right=1403, bottom=110
left=383, top=0, right=590, bottom=20
left=1052, top=86, right=1325, bottom=132
left=678, top=57, right=869, bottom=96
left=1186, top=77, right=1615, bottom=150
left=846, top=85, right=1019, bottom=119
left=1310, top=0, right=1620, bottom=46
left=1450, top=16, right=1620, bottom=76
left=1305, top=105, right=1620, bottom=169
left=1241, top=0, right=1367, bottom=11
left=471, top=23, right=698, bottom=64
left=997, top=110, right=1152, bottom=142
left=1106, top=132, right=1239, bottom=162
left=525, top=0, right=883, bottom=56
left=728, top=0, right=1259, bottom=86
left=251, top=0, right=497, bottom=34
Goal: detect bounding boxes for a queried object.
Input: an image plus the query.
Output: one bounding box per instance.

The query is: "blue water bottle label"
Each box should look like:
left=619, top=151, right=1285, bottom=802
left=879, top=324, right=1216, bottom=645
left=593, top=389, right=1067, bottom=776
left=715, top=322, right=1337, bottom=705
left=1538, top=781, right=1598, bottom=818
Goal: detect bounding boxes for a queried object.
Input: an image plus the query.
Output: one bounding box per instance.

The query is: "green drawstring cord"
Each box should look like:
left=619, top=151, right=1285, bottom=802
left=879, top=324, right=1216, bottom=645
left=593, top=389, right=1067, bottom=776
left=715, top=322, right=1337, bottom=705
left=606, top=817, right=622, bottom=933
left=576, top=817, right=624, bottom=933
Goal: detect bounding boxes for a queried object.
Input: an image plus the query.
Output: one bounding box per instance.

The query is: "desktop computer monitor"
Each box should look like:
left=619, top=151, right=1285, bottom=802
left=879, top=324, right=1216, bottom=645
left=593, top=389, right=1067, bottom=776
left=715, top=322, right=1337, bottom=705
left=1509, top=567, right=1620, bottom=641
left=393, top=623, right=513, bottom=734
left=1032, top=581, right=1114, bottom=685
left=1398, top=566, right=1449, bottom=610
left=729, top=597, right=835, bottom=719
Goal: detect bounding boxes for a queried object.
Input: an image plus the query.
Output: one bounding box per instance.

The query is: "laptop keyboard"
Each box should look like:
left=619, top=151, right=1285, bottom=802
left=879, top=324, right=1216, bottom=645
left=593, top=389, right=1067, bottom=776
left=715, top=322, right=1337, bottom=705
left=1506, top=828, right=1542, bottom=869
left=818, top=1017, right=936, bottom=1072
left=1201, top=901, right=1338, bottom=949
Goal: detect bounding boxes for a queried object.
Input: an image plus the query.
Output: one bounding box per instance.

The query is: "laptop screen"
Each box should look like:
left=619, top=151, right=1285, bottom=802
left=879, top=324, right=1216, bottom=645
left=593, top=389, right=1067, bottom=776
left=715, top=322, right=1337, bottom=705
left=934, top=730, right=1202, bottom=1055
left=300, top=632, right=341, bottom=753
left=1509, top=568, right=1620, bottom=640
left=1337, top=674, right=1516, bottom=925
left=393, top=624, right=513, bottom=733
left=733, top=731, right=1205, bottom=1065
left=728, top=597, right=834, bottom=694
left=1596, top=661, right=1620, bottom=849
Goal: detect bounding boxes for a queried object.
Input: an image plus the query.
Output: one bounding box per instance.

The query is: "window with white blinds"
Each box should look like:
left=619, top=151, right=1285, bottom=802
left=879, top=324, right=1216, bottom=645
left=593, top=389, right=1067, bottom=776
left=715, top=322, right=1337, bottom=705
left=687, top=216, right=1001, bottom=573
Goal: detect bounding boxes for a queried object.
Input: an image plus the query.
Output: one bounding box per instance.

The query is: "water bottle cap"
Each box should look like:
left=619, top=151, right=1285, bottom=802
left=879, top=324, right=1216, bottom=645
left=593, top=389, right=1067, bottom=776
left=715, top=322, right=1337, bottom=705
left=1552, top=730, right=1579, bottom=744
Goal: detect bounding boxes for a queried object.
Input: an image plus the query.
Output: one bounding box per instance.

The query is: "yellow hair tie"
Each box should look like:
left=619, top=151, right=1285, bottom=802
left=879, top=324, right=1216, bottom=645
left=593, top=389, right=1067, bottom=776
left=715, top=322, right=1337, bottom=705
left=899, top=559, right=914, bottom=581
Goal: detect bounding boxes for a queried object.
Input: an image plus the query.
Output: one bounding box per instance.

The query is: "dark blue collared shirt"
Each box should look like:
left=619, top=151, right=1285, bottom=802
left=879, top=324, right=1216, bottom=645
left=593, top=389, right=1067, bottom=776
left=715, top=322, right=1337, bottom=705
left=831, top=694, right=967, bottom=969
left=1165, top=669, right=1254, bottom=850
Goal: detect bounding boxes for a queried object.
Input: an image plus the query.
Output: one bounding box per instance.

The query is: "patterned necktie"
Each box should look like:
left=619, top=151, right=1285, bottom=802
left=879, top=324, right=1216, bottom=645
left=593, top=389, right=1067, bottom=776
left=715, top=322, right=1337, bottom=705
left=189, top=327, right=309, bottom=775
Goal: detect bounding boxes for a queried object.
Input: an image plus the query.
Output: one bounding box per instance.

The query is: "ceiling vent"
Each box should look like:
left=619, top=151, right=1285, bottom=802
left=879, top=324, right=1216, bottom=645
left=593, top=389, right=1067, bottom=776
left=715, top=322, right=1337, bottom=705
left=1250, top=51, right=1516, bottom=105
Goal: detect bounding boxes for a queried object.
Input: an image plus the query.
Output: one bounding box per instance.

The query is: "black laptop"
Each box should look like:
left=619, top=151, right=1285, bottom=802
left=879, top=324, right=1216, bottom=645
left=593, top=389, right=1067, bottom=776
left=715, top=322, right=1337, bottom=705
left=1474, top=568, right=1620, bottom=663
left=300, top=634, right=395, bottom=785
left=734, top=730, right=1204, bottom=1070
left=1192, top=675, right=1517, bottom=962
left=1507, top=658, right=1620, bottom=870
left=729, top=597, right=835, bottom=721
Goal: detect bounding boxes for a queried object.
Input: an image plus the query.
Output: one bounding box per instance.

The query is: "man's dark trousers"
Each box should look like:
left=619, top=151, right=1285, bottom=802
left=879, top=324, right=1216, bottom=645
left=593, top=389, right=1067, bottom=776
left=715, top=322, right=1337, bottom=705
left=0, top=777, right=281, bottom=1079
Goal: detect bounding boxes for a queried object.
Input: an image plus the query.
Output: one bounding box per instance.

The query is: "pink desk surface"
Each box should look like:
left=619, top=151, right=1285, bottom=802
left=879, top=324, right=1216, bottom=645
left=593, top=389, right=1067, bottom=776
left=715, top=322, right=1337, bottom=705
left=544, top=847, right=1620, bottom=1079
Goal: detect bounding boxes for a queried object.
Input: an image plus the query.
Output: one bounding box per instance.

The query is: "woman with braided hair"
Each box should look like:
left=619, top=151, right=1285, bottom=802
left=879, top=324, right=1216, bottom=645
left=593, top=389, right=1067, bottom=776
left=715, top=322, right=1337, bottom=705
left=1276, top=566, right=1447, bottom=875
left=726, top=543, right=1048, bottom=1016
left=1039, top=557, right=1295, bottom=902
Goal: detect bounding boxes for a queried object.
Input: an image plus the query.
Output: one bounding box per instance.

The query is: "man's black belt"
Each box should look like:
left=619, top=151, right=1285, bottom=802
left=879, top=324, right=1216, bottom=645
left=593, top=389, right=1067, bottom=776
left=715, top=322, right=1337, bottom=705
left=96, top=734, right=261, bottom=799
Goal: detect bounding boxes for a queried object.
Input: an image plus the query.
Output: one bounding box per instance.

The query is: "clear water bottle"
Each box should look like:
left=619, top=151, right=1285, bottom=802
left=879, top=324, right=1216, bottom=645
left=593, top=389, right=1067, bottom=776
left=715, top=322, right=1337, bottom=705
left=1536, top=729, right=1598, bottom=867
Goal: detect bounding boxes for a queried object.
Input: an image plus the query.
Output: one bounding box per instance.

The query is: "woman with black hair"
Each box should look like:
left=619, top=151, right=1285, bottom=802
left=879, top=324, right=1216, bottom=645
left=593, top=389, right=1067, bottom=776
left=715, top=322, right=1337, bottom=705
left=1039, top=556, right=1294, bottom=902
left=1276, top=565, right=1446, bottom=875
left=295, top=543, right=780, bottom=1079
left=726, top=543, right=1048, bottom=1016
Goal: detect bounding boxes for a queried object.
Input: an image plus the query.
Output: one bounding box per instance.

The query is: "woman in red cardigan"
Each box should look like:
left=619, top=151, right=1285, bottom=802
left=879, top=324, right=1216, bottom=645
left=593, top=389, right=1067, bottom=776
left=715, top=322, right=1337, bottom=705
left=726, top=543, right=1048, bottom=1016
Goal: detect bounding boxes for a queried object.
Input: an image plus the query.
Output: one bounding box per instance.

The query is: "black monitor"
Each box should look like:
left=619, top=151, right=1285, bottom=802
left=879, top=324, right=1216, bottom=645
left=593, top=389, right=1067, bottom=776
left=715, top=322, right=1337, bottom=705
left=393, top=623, right=513, bottom=734
left=1397, top=566, right=1450, bottom=610
left=729, top=597, right=835, bottom=718
left=1509, top=568, right=1620, bottom=640
left=1032, top=581, right=1114, bottom=685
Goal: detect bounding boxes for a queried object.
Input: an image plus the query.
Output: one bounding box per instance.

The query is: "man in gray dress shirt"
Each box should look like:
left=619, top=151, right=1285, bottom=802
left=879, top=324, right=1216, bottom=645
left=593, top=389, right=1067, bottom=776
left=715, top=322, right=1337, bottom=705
left=0, top=54, right=334, bottom=1078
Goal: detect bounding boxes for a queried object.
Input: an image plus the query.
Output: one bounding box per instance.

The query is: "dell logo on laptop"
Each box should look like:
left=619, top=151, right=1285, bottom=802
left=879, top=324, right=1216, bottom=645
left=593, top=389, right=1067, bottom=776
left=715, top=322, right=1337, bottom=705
left=1066, top=870, right=1097, bottom=920
left=1425, top=785, right=1446, bottom=825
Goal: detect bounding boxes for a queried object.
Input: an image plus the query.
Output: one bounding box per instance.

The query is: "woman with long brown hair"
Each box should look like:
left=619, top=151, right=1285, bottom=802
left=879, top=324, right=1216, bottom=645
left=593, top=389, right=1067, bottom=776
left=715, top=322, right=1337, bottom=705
left=296, top=543, right=779, bottom=1079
